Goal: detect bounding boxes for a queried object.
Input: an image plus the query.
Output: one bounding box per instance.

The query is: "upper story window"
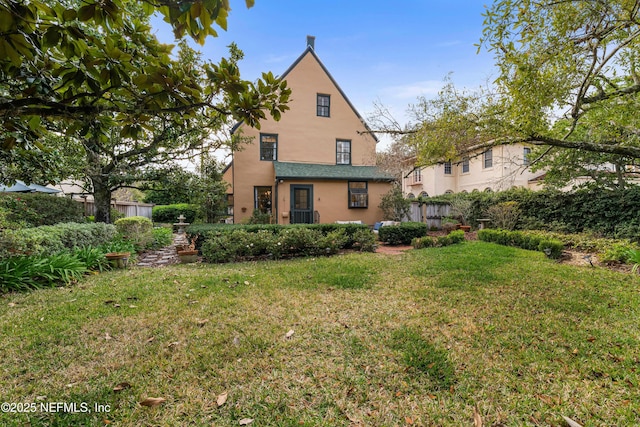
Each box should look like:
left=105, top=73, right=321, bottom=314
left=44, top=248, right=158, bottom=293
left=483, top=148, right=493, bottom=169
left=348, top=181, right=368, bottom=208
left=412, top=169, right=422, bottom=184
left=336, top=140, right=351, bottom=164
left=444, top=161, right=452, bottom=175
left=260, top=133, right=277, bottom=161
left=523, top=147, right=531, bottom=165
left=462, top=157, right=470, bottom=173
left=317, top=94, right=330, bottom=117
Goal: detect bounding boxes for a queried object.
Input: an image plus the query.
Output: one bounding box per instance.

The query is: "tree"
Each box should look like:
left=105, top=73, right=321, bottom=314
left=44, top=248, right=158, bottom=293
left=378, top=185, right=411, bottom=222
left=1, top=0, right=290, bottom=222
left=377, top=1, right=640, bottom=172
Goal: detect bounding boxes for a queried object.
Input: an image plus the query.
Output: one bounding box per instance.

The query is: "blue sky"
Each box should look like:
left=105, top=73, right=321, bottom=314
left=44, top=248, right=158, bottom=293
left=152, top=1, right=497, bottom=146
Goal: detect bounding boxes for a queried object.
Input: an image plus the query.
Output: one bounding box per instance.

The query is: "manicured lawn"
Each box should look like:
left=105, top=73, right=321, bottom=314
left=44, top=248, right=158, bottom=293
left=1, top=242, right=639, bottom=426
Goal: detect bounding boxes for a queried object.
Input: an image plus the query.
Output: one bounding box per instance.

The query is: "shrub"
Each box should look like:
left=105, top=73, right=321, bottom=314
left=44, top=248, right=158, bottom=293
left=200, top=225, right=363, bottom=263
left=152, top=204, right=198, bottom=224
left=485, top=201, right=520, bottom=230
left=115, top=216, right=153, bottom=251
left=412, top=236, right=436, bottom=249
left=0, top=193, right=83, bottom=227
left=0, top=222, right=117, bottom=258
left=378, top=222, right=427, bottom=245
left=478, top=229, right=565, bottom=259
left=351, top=228, right=377, bottom=252
left=448, top=230, right=465, bottom=244
left=150, top=227, right=173, bottom=249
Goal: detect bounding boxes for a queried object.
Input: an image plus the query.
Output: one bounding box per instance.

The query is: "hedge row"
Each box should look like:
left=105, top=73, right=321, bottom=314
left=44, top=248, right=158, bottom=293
left=478, top=229, right=565, bottom=259
left=412, top=230, right=465, bottom=248
left=152, top=204, right=198, bottom=224
left=187, top=223, right=371, bottom=251
left=0, top=222, right=117, bottom=258
left=201, top=227, right=376, bottom=263
left=0, top=193, right=84, bottom=228
left=378, top=222, right=428, bottom=245
left=426, top=186, right=640, bottom=240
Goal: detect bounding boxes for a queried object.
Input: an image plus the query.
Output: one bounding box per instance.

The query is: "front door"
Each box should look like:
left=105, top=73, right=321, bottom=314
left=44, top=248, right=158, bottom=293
left=290, top=185, right=313, bottom=224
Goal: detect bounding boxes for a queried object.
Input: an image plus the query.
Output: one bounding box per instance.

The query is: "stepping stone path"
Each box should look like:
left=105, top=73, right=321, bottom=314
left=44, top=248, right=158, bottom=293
left=136, top=233, right=189, bottom=267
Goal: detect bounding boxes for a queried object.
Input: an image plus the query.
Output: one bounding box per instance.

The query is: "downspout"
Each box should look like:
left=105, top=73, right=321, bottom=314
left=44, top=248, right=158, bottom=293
left=274, top=178, right=279, bottom=225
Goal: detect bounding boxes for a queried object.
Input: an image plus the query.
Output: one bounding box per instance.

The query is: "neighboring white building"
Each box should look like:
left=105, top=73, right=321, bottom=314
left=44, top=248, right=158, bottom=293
left=402, top=143, right=544, bottom=197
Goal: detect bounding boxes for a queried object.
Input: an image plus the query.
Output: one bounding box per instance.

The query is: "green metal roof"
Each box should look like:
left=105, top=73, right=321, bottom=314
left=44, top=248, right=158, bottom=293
left=274, top=162, right=394, bottom=181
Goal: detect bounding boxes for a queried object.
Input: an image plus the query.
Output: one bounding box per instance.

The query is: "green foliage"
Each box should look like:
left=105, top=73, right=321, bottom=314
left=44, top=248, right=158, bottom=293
left=485, top=201, right=520, bottom=231
left=378, top=222, right=427, bottom=245
left=72, top=246, right=110, bottom=272
left=150, top=227, right=173, bottom=250
left=114, top=216, right=153, bottom=252
left=152, top=204, right=198, bottom=224
left=379, top=185, right=411, bottom=221
left=626, top=249, right=640, bottom=273
left=389, top=327, right=455, bottom=390
left=248, top=209, right=273, bottom=224
left=413, top=230, right=465, bottom=249
left=0, top=253, right=87, bottom=293
left=0, top=222, right=117, bottom=259
left=0, top=193, right=83, bottom=228
left=200, top=225, right=366, bottom=263
left=350, top=228, right=377, bottom=252
left=478, top=229, right=565, bottom=259
left=428, top=186, right=640, bottom=238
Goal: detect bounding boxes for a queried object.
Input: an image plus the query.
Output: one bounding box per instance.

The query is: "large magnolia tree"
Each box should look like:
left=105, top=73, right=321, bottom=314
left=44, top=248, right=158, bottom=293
left=394, top=0, right=640, bottom=173
left=0, top=0, right=290, bottom=222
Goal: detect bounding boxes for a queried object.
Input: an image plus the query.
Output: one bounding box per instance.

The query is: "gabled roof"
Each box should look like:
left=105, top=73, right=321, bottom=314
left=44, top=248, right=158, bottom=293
left=232, top=45, right=379, bottom=142
left=274, top=161, right=394, bottom=181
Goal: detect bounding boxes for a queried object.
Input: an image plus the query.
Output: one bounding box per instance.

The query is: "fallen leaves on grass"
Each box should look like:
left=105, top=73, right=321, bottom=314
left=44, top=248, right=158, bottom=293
left=113, top=382, right=131, bottom=392
left=473, top=405, right=483, bottom=427
left=139, top=397, right=166, bottom=407
left=562, top=416, right=584, bottom=427
left=216, top=391, right=228, bottom=407
left=285, top=329, right=295, bottom=339
left=238, top=418, right=254, bottom=425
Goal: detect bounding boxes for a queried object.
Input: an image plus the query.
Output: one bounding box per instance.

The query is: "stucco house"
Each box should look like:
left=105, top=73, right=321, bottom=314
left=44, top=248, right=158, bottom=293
left=402, top=143, right=544, bottom=197
left=224, top=37, right=394, bottom=225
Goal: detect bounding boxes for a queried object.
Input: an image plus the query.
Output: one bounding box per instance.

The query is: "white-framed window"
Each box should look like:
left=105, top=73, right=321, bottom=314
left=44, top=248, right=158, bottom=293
left=462, top=157, right=470, bottom=173
left=260, top=134, right=277, bottom=161
left=523, top=147, right=531, bottom=165
left=317, top=94, right=330, bottom=117
left=412, top=168, right=422, bottom=183
left=444, top=161, right=452, bottom=175
left=336, top=140, right=351, bottom=164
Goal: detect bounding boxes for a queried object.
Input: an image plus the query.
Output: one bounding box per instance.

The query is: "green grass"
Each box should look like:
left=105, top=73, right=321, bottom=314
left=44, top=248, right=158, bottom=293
left=1, top=242, right=639, bottom=426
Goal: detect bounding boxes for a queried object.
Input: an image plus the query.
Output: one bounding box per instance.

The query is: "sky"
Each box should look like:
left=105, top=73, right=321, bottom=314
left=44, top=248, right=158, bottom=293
left=151, top=1, right=498, bottom=150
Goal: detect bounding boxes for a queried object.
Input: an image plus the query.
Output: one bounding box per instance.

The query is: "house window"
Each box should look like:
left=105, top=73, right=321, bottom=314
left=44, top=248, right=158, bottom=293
left=483, top=148, right=493, bottom=168
left=444, top=161, right=452, bottom=175
left=462, top=157, right=470, bottom=173
left=260, top=134, right=277, bottom=161
left=523, top=147, right=531, bottom=165
left=317, top=94, right=330, bottom=117
left=412, top=169, right=422, bottom=184
left=336, top=140, right=351, bottom=164
left=226, top=194, right=234, bottom=215
left=348, top=181, right=368, bottom=208
left=254, top=186, right=272, bottom=213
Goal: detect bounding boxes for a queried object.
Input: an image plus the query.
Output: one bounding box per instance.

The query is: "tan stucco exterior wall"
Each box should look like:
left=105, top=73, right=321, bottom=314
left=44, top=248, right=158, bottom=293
left=229, top=48, right=391, bottom=225
left=274, top=180, right=391, bottom=225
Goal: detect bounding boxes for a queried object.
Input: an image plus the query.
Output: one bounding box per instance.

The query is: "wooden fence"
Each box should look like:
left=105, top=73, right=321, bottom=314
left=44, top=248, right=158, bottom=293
left=78, top=199, right=154, bottom=219
left=407, top=202, right=451, bottom=229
